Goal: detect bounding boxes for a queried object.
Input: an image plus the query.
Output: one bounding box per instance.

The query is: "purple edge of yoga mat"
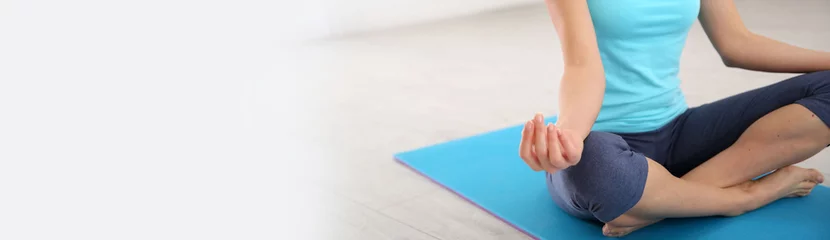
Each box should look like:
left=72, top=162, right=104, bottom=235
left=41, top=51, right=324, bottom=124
left=394, top=157, right=541, bottom=240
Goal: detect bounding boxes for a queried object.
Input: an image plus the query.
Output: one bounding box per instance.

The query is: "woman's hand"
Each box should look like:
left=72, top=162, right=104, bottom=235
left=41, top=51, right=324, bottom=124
left=518, top=113, right=584, bottom=173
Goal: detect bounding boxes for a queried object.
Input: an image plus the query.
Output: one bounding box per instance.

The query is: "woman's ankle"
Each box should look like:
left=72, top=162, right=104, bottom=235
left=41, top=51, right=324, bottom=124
left=724, top=183, right=764, bottom=216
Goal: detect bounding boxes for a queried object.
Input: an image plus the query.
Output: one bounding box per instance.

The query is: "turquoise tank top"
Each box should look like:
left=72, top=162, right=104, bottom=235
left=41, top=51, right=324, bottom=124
left=586, top=0, right=700, bottom=133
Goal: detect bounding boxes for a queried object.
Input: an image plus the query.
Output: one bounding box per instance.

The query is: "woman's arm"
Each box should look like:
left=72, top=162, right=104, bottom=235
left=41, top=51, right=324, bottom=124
left=518, top=0, right=603, bottom=173
left=700, top=0, right=830, bottom=73
left=546, top=0, right=605, bottom=140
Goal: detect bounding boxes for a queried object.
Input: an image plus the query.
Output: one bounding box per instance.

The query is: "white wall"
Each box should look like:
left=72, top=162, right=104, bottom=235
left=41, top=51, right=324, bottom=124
left=1, top=0, right=327, bottom=239
left=307, top=0, right=538, bottom=39
left=0, top=0, right=538, bottom=238
left=277, top=1, right=332, bottom=43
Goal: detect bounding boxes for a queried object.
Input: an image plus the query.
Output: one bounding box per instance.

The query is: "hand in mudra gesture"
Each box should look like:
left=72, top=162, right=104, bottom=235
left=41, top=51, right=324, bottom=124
left=518, top=113, right=584, bottom=173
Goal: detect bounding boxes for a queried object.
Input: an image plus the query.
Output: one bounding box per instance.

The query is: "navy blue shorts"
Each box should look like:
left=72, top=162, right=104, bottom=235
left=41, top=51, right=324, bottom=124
left=547, top=70, right=830, bottom=223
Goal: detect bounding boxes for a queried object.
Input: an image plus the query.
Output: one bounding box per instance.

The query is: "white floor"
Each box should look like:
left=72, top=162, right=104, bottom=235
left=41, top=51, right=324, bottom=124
left=307, top=1, right=830, bottom=239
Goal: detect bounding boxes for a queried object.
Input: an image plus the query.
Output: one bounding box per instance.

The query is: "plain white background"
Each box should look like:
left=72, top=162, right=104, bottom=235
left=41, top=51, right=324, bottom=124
left=0, top=0, right=342, bottom=239
left=1, top=0, right=517, bottom=237
left=272, top=0, right=536, bottom=41
left=320, top=0, right=536, bottom=36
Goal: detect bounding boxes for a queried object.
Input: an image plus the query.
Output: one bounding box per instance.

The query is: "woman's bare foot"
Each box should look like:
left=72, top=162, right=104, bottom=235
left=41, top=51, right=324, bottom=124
left=746, top=166, right=824, bottom=201
left=602, top=214, right=659, bottom=237
left=601, top=166, right=824, bottom=238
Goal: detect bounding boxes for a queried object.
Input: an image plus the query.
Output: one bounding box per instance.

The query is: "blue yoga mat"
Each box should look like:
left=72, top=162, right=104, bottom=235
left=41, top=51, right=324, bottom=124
left=395, top=117, right=830, bottom=239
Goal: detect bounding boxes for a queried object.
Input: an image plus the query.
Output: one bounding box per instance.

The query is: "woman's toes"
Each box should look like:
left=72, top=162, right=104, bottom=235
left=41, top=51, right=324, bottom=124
left=798, top=180, right=817, bottom=189
left=602, top=224, right=639, bottom=237
left=602, top=224, right=629, bottom=237
left=804, top=168, right=824, bottom=183
left=810, top=169, right=825, bottom=183
left=788, top=181, right=818, bottom=197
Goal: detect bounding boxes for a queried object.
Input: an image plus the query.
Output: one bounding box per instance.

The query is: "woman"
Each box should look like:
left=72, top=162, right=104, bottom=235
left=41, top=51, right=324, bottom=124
left=517, top=0, right=830, bottom=237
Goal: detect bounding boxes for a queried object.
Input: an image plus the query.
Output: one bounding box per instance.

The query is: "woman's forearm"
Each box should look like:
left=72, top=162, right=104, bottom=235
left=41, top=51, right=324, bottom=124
left=724, top=33, right=830, bottom=73
left=545, top=0, right=605, bottom=141
left=698, top=0, right=829, bottom=73
left=556, top=66, right=604, bottom=140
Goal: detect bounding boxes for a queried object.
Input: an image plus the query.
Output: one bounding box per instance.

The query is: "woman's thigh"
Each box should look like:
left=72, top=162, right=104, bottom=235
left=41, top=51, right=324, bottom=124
left=667, top=71, right=830, bottom=177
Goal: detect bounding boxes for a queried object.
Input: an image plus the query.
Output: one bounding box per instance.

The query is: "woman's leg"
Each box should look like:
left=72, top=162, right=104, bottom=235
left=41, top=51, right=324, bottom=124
left=547, top=131, right=822, bottom=237
left=665, top=70, right=830, bottom=187
left=682, top=104, right=830, bottom=187
left=603, top=159, right=823, bottom=237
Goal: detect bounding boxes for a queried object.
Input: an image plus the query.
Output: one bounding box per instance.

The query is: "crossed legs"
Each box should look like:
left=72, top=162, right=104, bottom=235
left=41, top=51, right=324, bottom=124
left=605, top=72, right=830, bottom=236
left=546, top=71, right=830, bottom=237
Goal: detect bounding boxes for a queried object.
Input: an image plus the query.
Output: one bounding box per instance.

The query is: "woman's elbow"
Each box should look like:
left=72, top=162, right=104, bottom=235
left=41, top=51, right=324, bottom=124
left=721, top=55, right=740, bottom=68
left=716, top=36, right=753, bottom=68
left=718, top=48, right=747, bottom=68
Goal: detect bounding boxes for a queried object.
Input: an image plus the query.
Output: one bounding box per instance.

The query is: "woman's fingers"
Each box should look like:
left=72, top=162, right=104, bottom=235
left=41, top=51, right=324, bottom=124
left=546, top=124, right=569, bottom=169
left=519, top=121, right=542, bottom=171
left=557, top=128, right=582, bottom=165
left=533, top=114, right=554, bottom=171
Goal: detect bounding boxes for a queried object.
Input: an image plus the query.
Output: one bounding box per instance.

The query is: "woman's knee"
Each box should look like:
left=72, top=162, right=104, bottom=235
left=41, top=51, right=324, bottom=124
left=810, top=70, right=830, bottom=80
left=562, top=132, right=648, bottom=190
left=799, top=70, right=830, bottom=90
left=548, top=131, right=650, bottom=222
left=792, top=70, right=830, bottom=128
left=565, top=132, right=638, bottom=176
